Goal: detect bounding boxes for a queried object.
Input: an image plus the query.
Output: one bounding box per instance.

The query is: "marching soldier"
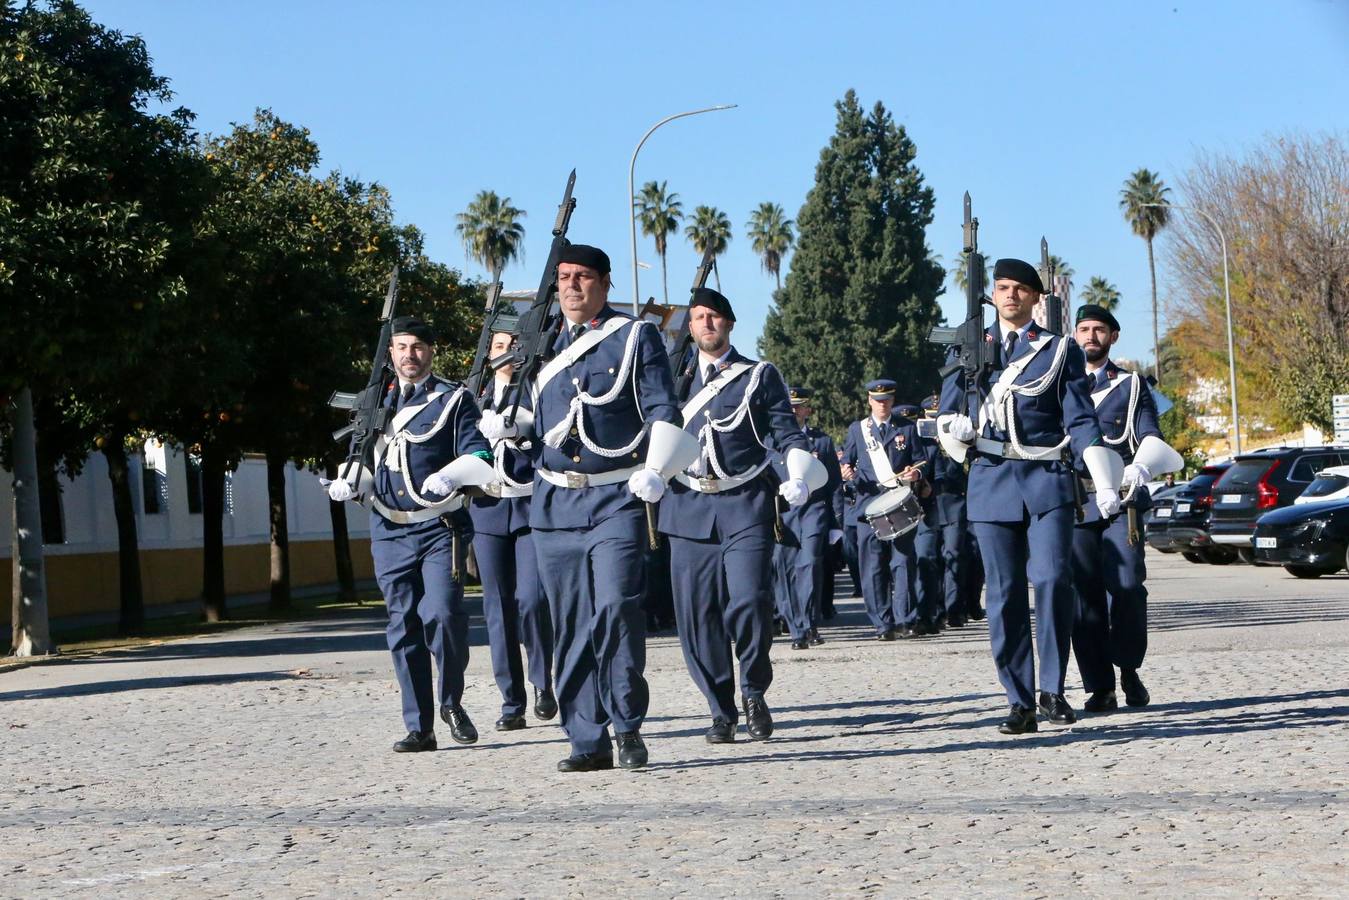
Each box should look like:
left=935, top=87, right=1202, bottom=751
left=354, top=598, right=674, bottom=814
left=1070, top=304, right=1181, bottom=711
left=660, top=288, right=824, bottom=743
left=327, top=317, right=495, bottom=752
left=842, top=380, right=930, bottom=640
left=915, top=395, right=968, bottom=628
left=937, top=259, right=1120, bottom=734
left=469, top=331, right=557, bottom=732
left=834, top=451, right=862, bottom=602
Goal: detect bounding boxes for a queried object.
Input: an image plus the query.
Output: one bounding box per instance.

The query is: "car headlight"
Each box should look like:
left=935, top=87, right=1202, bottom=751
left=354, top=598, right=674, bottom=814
left=1289, top=518, right=1330, bottom=537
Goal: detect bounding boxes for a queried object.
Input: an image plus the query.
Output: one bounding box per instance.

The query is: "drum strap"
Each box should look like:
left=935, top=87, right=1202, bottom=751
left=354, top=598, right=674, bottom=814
left=861, top=418, right=899, bottom=488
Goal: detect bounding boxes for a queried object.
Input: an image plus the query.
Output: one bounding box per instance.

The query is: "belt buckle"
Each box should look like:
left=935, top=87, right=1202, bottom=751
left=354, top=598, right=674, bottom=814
left=565, top=471, right=588, bottom=489
left=698, top=476, right=721, bottom=494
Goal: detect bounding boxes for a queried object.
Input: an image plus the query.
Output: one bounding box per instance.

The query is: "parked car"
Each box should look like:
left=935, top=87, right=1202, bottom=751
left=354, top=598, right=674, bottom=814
left=1252, top=497, right=1349, bottom=577
left=1163, top=463, right=1234, bottom=564
left=1292, top=464, right=1349, bottom=505
left=1208, top=446, right=1349, bottom=563
left=1142, top=482, right=1188, bottom=553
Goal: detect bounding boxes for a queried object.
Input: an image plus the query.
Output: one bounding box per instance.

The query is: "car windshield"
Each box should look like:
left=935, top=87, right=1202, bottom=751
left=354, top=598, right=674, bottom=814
left=1216, top=459, right=1276, bottom=490
left=1301, top=473, right=1349, bottom=498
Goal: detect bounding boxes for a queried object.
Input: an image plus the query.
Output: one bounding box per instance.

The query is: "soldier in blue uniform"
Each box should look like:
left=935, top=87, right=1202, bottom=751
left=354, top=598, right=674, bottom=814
left=842, top=380, right=930, bottom=640
left=937, top=258, right=1121, bottom=734
left=770, top=387, right=842, bottom=650
left=1070, top=304, right=1180, bottom=712
left=479, top=244, right=684, bottom=773
left=327, top=317, right=495, bottom=753
left=660, top=288, right=823, bottom=743
left=469, top=331, right=557, bottom=732
left=914, top=395, right=969, bottom=628
left=834, top=453, right=862, bottom=602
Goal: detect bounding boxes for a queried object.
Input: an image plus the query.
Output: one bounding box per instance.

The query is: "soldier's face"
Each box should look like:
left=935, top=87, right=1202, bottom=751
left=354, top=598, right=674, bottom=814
left=690, top=305, right=733, bottom=354
left=793, top=402, right=812, bottom=425
left=1074, top=320, right=1117, bottom=364
left=558, top=263, right=608, bottom=323
left=489, top=331, right=515, bottom=378
left=390, top=334, right=434, bottom=381
left=993, top=278, right=1039, bottom=326
left=869, top=396, right=894, bottom=419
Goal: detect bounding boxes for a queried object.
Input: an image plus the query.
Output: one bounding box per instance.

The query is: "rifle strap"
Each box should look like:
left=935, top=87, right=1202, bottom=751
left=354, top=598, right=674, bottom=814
left=532, top=316, right=630, bottom=397
left=861, top=418, right=900, bottom=489
left=680, top=361, right=755, bottom=425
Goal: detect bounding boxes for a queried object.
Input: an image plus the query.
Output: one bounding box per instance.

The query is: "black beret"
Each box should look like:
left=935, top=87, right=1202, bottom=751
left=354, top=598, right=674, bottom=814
left=1076, top=303, right=1121, bottom=332
left=690, top=286, right=736, bottom=322
left=788, top=386, right=813, bottom=405
left=390, top=316, right=435, bottom=343
left=558, top=243, right=610, bottom=274
left=993, top=258, right=1045, bottom=294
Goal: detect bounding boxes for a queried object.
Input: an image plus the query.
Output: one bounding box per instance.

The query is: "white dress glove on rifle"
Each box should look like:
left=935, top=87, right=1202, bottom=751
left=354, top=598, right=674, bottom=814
left=1095, top=488, right=1121, bottom=519
left=326, top=478, right=355, bottom=502
left=947, top=415, right=977, bottom=443
left=420, top=469, right=459, bottom=498
left=1122, top=462, right=1151, bottom=491
left=779, top=478, right=809, bottom=507
left=628, top=469, right=665, bottom=504
left=479, top=410, right=518, bottom=441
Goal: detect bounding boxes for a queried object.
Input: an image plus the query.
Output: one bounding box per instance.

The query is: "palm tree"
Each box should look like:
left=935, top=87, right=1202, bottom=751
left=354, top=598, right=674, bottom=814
left=455, top=190, right=526, bottom=274
left=745, top=202, right=794, bottom=290
left=684, top=205, right=732, bottom=291
left=633, top=180, right=683, bottom=304
left=1080, top=276, right=1121, bottom=311
left=1120, top=168, right=1171, bottom=379
left=951, top=249, right=993, bottom=294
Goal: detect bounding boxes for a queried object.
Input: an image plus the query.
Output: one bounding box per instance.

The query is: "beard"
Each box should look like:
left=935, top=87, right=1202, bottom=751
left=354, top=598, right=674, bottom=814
left=1084, top=345, right=1108, bottom=364
left=695, top=333, right=728, bottom=354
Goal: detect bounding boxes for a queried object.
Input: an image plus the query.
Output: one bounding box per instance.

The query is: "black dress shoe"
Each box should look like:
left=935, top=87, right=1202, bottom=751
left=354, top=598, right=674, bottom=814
left=393, top=730, right=437, bottom=752
left=1120, top=669, right=1151, bottom=707
left=809, top=627, right=824, bottom=646
left=557, top=752, right=613, bottom=773
left=705, top=718, right=736, bottom=744
left=533, top=686, right=558, bottom=720
left=968, top=607, right=986, bottom=621
left=947, top=614, right=966, bottom=628
left=822, top=607, right=837, bottom=620
left=1037, top=692, right=1078, bottom=725
left=998, top=705, right=1038, bottom=735
left=439, top=704, right=479, bottom=744
left=898, top=625, right=916, bottom=638
left=615, top=731, right=648, bottom=769
left=1083, top=690, right=1118, bottom=713
left=876, top=629, right=896, bottom=641
left=790, top=638, right=810, bottom=650
left=911, top=620, right=939, bottom=637
left=743, top=696, right=773, bottom=740
left=495, top=714, right=527, bottom=731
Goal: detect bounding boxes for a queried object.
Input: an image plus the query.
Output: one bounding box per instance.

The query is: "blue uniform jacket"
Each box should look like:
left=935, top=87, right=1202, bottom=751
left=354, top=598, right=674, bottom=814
left=526, top=304, right=680, bottom=530
left=919, top=434, right=967, bottom=526
left=768, top=425, right=843, bottom=537
left=1079, top=359, right=1163, bottom=525
left=659, top=349, right=807, bottom=540
left=938, top=323, right=1101, bottom=523
left=369, top=375, right=489, bottom=537
left=842, top=415, right=924, bottom=523
left=469, top=382, right=535, bottom=537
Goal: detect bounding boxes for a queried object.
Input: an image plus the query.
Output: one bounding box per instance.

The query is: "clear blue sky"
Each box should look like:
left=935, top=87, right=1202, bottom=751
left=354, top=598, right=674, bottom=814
left=85, top=0, right=1348, bottom=373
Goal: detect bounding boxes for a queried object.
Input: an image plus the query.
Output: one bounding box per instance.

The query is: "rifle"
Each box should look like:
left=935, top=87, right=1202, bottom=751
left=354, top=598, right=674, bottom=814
left=465, top=262, right=507, bottom=401
left=501, top=169, right=578, bottom=428
left=1041, top=237, right=1086, bottom=522
left=927, top=192, right=993, bottom=443
left=328, top=266, right=400, bottom=490
left=670, top=244, right=719, bottom=399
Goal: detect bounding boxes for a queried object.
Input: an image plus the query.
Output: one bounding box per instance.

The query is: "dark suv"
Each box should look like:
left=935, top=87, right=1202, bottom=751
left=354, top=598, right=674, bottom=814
left=1207, top=446, right=1349, bottom=562
left=1163, top=463, right=1233, bottom=563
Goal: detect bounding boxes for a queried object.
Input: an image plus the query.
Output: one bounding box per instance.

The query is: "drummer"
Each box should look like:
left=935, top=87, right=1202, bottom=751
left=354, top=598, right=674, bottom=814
left=840, top=380, right=931, bottom=640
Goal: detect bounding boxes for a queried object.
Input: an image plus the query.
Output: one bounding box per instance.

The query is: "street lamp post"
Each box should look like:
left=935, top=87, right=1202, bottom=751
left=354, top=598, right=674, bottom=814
left=1145, top=202, right=1240, bottom=454
left=628, top=105, right=736, bottom=314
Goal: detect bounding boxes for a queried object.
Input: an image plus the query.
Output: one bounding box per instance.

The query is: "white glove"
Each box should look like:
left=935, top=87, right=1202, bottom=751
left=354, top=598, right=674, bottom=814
left=779, top=478, right=809, bottom=507
left=479, top=410, right=518, bottom=441
left=828, top=528, right=844, bottom=545
left=1095, top=488, right=1121, bottom=519
left=628, top=468, right=665, bottom=504
left=1122, top=462, right=1150, bottom=491
left=420, top=470, right=459, bottom=497
left=326, top=478, right=355, bottom=502
left=947, top=415, right=976, bottom=443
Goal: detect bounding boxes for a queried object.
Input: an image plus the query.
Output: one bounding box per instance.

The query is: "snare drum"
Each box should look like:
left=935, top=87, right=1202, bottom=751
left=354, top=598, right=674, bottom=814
left=862, top=486, right=922, bottom=541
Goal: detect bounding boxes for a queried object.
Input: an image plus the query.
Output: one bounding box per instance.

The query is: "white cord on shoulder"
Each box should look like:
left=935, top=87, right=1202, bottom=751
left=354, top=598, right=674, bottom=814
left=541, top=320, right=651, bottom=458
left=695, top=362, right=769, bottom=480
left=390, top=388, right=468, bottom=509
left=1102, top=372, right=1141, bottom=452
left=999, top=336, right=1072, bottom=461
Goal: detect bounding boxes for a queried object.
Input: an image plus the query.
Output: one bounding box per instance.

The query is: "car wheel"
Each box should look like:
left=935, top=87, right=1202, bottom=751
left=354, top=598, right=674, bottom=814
left=1198, top=546, right=1236, bottom=565
left=1237, top=547, right=1256, bottom=565
left=1182, top=551, right=1205, bottom=564
left=1285, top=565, right=1324, bottom=579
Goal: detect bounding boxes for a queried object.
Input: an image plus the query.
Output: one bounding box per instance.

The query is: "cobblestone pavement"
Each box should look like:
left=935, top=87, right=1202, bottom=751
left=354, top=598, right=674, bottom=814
left=3, top=554, right=1347, bottom=897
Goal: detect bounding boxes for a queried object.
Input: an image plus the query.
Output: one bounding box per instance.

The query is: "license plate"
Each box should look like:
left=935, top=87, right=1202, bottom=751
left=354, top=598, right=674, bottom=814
left=1255, top=536, right=1277, bottom=549
left=1154, top=508, right=1172, bottom=518
left=1174, top=502, right=1191, bottom=513
left=1221, top=494, right=1242, bottom=504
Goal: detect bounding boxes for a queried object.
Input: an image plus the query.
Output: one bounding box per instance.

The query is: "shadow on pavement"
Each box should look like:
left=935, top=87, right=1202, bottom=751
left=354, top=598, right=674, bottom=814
left=0, top=670, right=297, bottom=701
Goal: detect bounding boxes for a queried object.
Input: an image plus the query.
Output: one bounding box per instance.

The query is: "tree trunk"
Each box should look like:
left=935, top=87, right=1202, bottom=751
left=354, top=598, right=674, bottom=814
left=660, top=250, right=669, bottom=305
left=324, top=458, right=357, bottom=604
left=1148, top=235, right=1161, bottom=382
left=713, top=258, right=721, bottom=292
left=102, top=434, right=144, bottom=634
left=265, top=446, right=291, bottom=610
left=9, top=386, right=56, bottom=657
left=200, top=441, right=228, bottom=623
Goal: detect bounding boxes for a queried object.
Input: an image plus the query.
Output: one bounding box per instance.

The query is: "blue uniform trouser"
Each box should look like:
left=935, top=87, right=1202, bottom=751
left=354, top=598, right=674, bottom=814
left=533, top=510, right=649, bottom=756
left=772, top=543, right=792, bottom=626
left=669, top=522, right=775, bottom=723
left=473, top=529, right=553, bottom=717
left=372, top=521, right=469, bottom=733
left=961, top=520, right=985, bottom=617
left=773, top=525, right=824, bottom=640
left=916, top=517, right=964, bottom=620
left=858, top=525, right=916, bottom=634
left=1070, top=513, right=1148, bottom=692
left=843, top=520, right=862, bottom=596
left=972, top=505, right=1076, bottom=708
